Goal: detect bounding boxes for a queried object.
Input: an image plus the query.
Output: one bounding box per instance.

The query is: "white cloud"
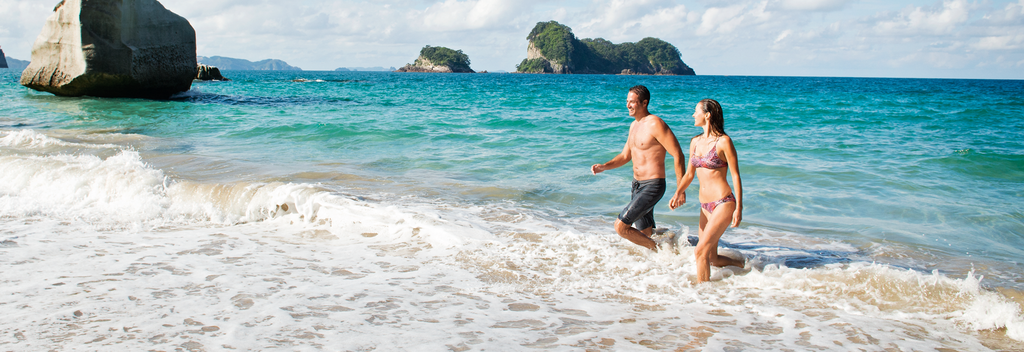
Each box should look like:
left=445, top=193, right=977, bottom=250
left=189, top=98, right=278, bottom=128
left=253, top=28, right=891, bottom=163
left=775, top=29, right=793, bottom=43
left=768, top=0, right=852, bottom=12
left=418, top=0, right=528, bottom=32
left=574, top=0, right=683, bottom=38
left=983, top=0, right=1024, bottom=24
left=975, top=0, right=1024, bottom=41
left=975, top=34, right=1024, bottom=50
left=637, top=5, right=697, bottom=35
left=872, top=0, right=970, bottom=36
left=575, top=0, right=693, bottom=41
left=696, top=5, right=750, bottom=36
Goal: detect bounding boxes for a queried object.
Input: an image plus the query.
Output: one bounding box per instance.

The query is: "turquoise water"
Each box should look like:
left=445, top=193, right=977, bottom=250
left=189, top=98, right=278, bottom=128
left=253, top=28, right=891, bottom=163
left=2, top=70, right=1024, bottom=349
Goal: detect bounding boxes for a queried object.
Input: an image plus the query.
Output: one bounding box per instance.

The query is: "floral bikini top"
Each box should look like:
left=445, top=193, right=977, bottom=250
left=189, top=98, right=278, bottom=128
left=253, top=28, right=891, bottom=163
left=691, top=138, right=727, bottom=169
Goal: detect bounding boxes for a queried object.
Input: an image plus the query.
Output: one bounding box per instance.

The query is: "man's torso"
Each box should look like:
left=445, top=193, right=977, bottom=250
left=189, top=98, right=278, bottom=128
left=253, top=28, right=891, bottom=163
left=628, top=115, right=668, bottom=180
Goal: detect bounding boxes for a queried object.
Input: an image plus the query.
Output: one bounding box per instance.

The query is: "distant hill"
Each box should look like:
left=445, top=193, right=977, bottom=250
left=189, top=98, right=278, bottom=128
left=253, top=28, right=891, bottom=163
left=197, top=56, right=301, bottom=71
left=2, top=56, right=30, bottom=72
left=335, top=66, right=396, bottom=72
left=516, top=21, right=695, bottom=75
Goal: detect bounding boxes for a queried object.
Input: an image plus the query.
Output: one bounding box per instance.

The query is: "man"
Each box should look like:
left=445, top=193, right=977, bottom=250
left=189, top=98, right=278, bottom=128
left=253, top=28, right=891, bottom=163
left=591, top=85, right=686, bottom=251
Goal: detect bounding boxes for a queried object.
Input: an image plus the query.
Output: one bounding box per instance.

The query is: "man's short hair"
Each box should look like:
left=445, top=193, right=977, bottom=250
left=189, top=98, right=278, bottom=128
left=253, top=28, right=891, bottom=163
left=629, top=85, right=650, bottom=106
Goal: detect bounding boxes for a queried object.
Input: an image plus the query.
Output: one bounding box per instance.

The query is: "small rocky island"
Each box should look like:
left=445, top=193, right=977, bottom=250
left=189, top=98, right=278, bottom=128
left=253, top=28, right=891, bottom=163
left=396, top=45, right=474, bottom=73
left=516, top=21, right=695, bottom=75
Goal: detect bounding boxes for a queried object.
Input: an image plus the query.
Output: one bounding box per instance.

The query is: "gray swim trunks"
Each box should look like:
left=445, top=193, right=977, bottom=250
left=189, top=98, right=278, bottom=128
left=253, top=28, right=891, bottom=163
left=617, top=178, right=666, bottom=231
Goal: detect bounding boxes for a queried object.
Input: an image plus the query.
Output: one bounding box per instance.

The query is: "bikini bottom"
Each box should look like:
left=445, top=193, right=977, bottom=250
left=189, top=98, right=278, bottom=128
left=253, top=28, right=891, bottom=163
left=701, top=193, right=735, bottom=214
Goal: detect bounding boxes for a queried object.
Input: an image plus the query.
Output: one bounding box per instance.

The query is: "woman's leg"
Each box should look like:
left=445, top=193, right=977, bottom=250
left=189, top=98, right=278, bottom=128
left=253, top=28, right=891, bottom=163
left=696, top=208, right=710, bottom=281
left=694, top=201, right=743, bottom=283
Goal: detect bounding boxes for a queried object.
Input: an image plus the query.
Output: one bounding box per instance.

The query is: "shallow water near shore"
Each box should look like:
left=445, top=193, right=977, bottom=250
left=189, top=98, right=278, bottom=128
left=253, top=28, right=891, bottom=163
left=1, top=70, right=1022, bottom=350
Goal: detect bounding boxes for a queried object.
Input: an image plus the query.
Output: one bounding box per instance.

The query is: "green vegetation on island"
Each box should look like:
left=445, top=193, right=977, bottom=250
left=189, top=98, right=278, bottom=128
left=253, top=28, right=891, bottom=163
left=419, top=46, right=472, bottom=71
left=397, top=45, right=475, bottom=73
left=516, top=21, right=695, bottom=75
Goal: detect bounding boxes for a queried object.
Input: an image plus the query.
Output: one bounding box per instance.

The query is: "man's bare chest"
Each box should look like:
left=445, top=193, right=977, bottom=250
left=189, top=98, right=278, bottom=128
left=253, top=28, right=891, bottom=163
left=629, top=129, right=661, bottom=151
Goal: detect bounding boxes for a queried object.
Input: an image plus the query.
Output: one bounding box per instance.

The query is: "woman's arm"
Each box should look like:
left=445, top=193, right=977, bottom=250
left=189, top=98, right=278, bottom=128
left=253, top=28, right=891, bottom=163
left=672, top=139, right=697, bottom=210
left=723, top=136, right=742, bottom=227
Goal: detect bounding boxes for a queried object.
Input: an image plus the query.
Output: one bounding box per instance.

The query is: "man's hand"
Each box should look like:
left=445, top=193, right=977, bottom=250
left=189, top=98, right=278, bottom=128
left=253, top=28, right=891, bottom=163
left=591, top=164, right=605, bottom=175
left=669, top=190, right=685, bottom=210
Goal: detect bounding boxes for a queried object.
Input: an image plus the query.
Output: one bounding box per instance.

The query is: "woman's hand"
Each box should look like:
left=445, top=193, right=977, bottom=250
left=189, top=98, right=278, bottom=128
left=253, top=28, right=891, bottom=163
left=731, top=205, right=742, bottom=227
left=669, top=190, right=686, bottom=210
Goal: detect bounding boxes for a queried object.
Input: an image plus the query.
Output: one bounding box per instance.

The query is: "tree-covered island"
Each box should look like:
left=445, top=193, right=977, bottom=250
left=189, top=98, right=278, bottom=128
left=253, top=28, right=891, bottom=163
left=516, top=21, right=695, bottom=75
left=396, top=45, right=475, bottom=73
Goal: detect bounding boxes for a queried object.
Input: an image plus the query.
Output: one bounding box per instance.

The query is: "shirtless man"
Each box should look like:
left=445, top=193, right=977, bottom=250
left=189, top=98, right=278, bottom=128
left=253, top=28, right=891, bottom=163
left=591, top=85, right=687, bottom=251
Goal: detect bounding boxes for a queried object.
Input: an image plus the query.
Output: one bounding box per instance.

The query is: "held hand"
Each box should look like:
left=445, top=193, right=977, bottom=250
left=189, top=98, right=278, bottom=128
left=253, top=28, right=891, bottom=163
left=591, top=164, right=604, bottom=175
left=669, top=190, right=685, bottom=210
left=731, top=207, right=742, bottom=227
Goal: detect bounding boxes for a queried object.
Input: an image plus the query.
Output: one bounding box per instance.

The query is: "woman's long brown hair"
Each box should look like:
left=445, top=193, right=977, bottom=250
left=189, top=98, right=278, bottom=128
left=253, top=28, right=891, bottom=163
left=698, top=98, right=726, bottom=138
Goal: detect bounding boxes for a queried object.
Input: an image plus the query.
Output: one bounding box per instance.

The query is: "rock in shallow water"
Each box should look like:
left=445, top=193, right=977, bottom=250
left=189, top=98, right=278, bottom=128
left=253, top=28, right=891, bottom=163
left=195, top=64, right=228, bottom=81
left=20, top=0, right=196, bottom=98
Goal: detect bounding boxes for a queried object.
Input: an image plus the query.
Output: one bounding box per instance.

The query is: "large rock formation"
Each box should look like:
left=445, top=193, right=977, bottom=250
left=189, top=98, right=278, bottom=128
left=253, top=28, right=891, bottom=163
left=20, top=0, right=197, bottom=98
left=521, top=40, right=566, bottom=74
left=516, top=21, right=695, bottom=75
left=0, top=48, right=7, bottom=68
left=396, top=45, right=474, bottom=73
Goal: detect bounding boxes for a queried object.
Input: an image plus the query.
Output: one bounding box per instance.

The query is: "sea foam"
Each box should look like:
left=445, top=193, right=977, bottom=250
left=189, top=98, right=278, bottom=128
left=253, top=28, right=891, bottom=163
left=1, top=128, right=1021, bottom=350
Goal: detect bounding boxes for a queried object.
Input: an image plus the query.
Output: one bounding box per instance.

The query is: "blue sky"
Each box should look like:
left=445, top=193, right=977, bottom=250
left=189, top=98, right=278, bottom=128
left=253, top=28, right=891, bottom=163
left=1, top=0, right=1022, bottom=78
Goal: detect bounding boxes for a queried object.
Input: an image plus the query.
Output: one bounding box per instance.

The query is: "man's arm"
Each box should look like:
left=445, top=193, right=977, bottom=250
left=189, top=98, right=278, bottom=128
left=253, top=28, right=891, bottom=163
left=591, top=139, right=632, bottom=174
left=592, top=125, right=633, bottom=175
left=650, top=117, right=687, bottom=209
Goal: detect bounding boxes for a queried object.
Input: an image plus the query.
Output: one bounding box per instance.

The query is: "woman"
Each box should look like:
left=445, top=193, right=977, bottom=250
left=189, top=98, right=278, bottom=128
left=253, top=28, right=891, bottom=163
left=674, top=99, right=744, bottom=283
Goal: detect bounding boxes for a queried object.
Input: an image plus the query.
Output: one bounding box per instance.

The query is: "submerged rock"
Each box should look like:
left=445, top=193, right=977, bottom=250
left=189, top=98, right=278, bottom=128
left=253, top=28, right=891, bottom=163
left=195, top=64, right=228, bottom=81
left=20, top=0, right=197, bottom=98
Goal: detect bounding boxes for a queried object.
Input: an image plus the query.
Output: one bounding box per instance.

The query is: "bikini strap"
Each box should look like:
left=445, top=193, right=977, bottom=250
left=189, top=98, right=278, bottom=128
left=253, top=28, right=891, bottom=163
left=697, top=135, right=720, bottom=155
left=708, top=136, right=720, bottom=152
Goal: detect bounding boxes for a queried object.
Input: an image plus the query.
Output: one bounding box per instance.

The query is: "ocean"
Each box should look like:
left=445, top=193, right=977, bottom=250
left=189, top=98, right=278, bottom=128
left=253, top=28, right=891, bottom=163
left=1, top=69, right=1022, bottom=350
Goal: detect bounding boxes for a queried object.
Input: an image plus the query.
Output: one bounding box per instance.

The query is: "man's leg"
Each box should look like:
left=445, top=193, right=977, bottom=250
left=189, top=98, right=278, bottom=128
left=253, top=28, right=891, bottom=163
left=616, top=179, right=665, bottom=251
left=615, top=219, right=657, bottom=250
